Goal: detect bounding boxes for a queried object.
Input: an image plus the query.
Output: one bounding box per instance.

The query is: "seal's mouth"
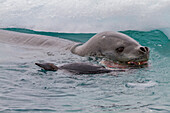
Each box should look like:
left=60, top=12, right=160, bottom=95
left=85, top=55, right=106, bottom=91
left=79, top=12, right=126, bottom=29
left=126, top=61, right=148, bottom=66
left=122, top=56, right=149, bottom=66
left=100, top=60, right=148, bottom=69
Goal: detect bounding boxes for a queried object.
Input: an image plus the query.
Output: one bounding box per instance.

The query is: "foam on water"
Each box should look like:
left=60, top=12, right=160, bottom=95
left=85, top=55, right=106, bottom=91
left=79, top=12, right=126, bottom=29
left=126, top=81, right=157, bottom=89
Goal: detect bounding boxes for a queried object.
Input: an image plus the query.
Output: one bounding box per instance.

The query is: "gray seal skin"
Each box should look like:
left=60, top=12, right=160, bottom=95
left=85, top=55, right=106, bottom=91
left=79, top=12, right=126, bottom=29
left=0, top=30, right=149, bottom=65
left=35, top=63, right=125, bottom=74
left=71, top=31, right=149, bottom=64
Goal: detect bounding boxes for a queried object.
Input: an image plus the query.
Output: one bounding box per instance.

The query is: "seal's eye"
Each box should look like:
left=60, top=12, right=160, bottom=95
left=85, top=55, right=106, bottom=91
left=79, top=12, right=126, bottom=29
left=116, top=47, right=124, bottom=53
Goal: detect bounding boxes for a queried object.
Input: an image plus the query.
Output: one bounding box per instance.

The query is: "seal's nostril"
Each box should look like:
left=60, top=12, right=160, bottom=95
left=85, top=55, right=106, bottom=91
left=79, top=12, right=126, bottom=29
left=145, top=47, right=149, bottom=52
left=140, top=47, right=146, bottom=53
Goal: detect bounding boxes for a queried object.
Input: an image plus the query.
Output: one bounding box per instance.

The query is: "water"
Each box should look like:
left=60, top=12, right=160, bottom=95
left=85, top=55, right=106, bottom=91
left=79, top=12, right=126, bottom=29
left=0, top=28, right=169, bottom=113
left=1, top=0, right=170, bottom=112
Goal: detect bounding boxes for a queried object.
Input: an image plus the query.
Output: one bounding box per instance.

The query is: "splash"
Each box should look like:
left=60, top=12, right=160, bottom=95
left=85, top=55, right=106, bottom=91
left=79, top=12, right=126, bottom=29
left=126, top=81, right=157, bottom=89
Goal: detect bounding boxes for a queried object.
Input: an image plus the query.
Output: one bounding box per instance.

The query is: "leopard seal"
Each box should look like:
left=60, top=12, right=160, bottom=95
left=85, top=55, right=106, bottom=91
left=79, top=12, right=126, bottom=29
left=71, top=31, right=149, bottom=65
left=0, top=30, right=149, bottom=65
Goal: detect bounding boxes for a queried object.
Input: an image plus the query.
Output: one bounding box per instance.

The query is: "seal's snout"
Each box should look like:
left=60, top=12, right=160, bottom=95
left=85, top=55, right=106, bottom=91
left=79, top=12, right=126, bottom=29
left=139, top=46, right=149, bottom=54
left=137, top=46, right=150, bottom=62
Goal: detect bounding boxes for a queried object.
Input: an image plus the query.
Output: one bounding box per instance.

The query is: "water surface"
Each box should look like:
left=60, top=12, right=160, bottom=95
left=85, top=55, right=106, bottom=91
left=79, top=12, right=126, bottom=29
left=0, top=28, right=169, bottom=113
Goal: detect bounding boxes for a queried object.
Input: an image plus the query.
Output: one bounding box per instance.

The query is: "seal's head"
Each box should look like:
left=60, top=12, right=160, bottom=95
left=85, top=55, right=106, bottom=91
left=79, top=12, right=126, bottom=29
left=71, top=31, right=149, bottom=65
left=99, top=32, right=150, bottom=65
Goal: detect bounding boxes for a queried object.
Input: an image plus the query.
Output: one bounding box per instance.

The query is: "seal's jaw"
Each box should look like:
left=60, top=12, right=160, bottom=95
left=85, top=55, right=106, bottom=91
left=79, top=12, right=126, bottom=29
left=112, top=45, right=149, bottom=66
left=100, top=46, right=150, bottom=68
left=126, top=61, right=148, bottom=66
left=100, top=59, right=149, bottom=69
left=115, top=55, right=149, bottom=67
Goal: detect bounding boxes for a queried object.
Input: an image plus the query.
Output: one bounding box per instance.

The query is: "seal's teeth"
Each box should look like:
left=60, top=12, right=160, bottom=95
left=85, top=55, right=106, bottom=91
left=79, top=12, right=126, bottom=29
left=138, top=62, right=141, bottom=65
left=127, top=62, right=131, bottom=64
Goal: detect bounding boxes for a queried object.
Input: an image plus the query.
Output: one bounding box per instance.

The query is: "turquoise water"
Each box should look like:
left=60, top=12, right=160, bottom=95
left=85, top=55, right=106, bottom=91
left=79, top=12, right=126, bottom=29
left=0, top=28, right=170, bottom=113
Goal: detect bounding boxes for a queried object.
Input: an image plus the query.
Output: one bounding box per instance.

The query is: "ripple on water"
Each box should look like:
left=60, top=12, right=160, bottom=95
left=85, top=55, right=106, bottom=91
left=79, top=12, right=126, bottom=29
left=2, top=108, right=56, bottom=112
left=0, top=31, right=170, bottom=112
